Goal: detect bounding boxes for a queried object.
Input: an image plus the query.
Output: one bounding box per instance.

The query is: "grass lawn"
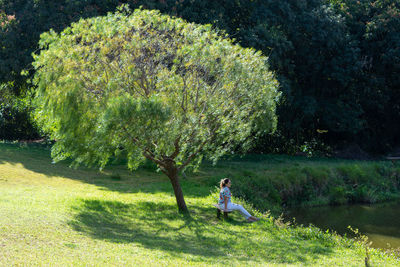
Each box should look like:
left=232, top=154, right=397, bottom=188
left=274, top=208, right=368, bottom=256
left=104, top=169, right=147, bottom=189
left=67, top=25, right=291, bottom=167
left=0, top=143, right=398, bottom=266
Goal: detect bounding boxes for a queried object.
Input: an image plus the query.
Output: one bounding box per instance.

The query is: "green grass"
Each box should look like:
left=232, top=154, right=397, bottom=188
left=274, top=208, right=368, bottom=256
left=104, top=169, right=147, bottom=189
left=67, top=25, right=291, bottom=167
left=0, top=143, right=398, bottom=266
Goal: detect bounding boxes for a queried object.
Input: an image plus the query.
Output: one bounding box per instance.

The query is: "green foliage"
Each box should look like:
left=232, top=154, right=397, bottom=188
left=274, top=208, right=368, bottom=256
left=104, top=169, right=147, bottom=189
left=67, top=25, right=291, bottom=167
left=0, top=82, right=39, bottom=140
left=2, top=0, right=399, bottom=153
left=329, top=186, right=347, bottom=205
left=327, top=0, right=400, bottom=152
left=33, top=9, right=279, bottom=174
left=176, top=0, right=399, bottom=154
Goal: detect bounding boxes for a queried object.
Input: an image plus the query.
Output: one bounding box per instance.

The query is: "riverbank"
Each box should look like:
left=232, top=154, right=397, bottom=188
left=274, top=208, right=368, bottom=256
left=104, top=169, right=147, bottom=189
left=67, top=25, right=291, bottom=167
left=197, top=154, right=400, bottom=215
left=0, top=142, right=399, bottom=266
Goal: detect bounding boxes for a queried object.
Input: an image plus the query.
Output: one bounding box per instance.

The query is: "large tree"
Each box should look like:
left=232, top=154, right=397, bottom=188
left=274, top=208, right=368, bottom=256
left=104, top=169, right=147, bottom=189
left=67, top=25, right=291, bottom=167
left=33, top=8, right=280, bottom=212
left=328, top=0, right=400, bottom=152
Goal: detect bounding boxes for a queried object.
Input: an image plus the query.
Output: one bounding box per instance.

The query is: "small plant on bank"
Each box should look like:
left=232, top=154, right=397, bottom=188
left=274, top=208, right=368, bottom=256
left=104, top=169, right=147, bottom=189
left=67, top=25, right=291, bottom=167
left=348, top=226, right=373, bottom=267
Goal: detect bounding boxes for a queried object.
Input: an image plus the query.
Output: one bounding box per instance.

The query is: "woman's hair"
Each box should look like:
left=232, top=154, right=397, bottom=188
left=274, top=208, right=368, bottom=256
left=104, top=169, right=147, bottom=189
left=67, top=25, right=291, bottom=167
left=220, top=178, right=230, bottom=189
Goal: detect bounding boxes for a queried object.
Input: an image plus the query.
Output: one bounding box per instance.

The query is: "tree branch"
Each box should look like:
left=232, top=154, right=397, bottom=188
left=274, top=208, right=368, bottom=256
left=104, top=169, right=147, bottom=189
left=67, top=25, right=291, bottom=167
left=143, top=150, right=168, bottom=171
left=120, top=125, right=167, bottom=169
left=181, top=77, right=187, bottom=112
left=168, top=136, right=181, bottom=159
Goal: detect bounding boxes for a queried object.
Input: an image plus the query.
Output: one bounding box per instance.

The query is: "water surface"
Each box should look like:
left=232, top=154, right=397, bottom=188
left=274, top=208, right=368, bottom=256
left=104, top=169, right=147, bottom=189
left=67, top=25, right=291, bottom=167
left=284, top=202, right=400, bottom=249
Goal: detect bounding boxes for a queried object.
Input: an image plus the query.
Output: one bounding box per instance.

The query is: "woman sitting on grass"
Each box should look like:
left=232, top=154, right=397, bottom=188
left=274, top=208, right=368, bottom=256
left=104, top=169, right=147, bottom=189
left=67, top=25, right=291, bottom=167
left=219, top=178, right=259, bottom=222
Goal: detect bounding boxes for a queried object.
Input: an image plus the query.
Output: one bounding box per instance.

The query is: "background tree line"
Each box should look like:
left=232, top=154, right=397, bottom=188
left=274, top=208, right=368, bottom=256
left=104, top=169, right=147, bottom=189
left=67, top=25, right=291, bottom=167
left=1, top=0, right=399, bottom=155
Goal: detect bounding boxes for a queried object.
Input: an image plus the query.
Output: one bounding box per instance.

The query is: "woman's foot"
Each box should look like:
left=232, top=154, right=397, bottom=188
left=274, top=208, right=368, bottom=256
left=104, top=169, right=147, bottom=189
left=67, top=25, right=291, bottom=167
left=247, top=216, right=260, bottom=222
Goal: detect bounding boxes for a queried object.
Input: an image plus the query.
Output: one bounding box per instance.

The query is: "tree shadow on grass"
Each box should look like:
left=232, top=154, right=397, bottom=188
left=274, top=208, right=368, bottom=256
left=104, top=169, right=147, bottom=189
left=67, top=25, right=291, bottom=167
left=0, top=143, right=210, bottom=197
left=68, top=199, right=336, bottom=264
left=68, top=199, right=242, bottom=259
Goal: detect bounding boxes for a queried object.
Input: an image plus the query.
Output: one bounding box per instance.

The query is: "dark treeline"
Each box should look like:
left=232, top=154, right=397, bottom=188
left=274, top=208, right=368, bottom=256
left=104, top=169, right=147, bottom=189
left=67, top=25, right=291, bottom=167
left=1, top=0, right=399, bottom=155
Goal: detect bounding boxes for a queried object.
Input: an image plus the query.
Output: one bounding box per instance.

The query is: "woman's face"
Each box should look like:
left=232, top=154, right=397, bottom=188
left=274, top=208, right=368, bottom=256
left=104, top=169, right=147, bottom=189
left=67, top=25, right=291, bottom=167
left=226, top=181, right=231, bottom=188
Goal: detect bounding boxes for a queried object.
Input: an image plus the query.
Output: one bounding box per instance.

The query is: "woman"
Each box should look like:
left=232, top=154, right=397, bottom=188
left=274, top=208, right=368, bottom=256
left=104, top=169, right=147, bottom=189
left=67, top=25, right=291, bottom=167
left=219, top=178, right=259, bottom=222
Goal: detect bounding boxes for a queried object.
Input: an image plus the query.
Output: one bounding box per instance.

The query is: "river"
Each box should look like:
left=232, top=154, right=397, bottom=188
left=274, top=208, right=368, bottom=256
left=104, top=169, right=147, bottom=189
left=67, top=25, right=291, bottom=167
left=284, top=201, right=400, bottom=250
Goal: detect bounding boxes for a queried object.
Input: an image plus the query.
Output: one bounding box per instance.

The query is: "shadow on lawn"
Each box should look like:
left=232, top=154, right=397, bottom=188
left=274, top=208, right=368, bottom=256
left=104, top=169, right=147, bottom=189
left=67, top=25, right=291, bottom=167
left=68, top=199, right=335, bottom=264
left=0, top=143, right=210, bottom=197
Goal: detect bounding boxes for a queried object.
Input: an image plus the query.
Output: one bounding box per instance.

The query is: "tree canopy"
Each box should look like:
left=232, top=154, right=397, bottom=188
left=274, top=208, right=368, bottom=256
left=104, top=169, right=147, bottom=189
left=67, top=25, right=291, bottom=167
left=33, top=8, right=280, bottom=212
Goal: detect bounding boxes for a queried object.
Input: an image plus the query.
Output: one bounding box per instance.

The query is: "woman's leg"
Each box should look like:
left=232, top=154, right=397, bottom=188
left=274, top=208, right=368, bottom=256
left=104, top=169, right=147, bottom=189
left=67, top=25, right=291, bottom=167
left=226, top=203, right=252, bottom=219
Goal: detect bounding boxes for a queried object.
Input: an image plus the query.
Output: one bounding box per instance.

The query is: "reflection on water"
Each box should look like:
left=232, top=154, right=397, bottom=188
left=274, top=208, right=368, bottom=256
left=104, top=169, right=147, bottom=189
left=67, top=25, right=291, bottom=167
left=284, top=202, right=400, bottom=249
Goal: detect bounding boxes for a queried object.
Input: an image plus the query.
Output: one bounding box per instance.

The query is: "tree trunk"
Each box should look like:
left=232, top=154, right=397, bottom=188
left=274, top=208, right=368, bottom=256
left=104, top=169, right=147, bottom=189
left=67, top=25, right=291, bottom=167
left=167, top=168, right=189, bottom=213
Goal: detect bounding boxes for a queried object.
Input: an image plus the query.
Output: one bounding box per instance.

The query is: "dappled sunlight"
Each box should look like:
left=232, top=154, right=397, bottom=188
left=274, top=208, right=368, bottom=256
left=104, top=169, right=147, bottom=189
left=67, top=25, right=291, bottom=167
left=0, top=143, right=209, bottom=198
left=69, top=199, right=228, bottom=257
left=68, top=199, right=336, bottom=264
left=1, top=143, right=399, bottom=265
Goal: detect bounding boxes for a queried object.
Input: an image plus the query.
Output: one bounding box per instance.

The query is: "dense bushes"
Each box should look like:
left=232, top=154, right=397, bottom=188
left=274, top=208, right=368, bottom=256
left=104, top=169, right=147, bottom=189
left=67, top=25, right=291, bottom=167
left=0, top=83, right=39, bottom=140
left=224, top=161, right=400, bottom=213
left=0, top=103, right=39, bottom=140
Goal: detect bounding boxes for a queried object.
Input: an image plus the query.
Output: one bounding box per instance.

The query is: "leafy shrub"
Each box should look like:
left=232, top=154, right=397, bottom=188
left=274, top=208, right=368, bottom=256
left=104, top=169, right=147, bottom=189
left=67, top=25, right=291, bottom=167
left=301, top=166, right=330, bottom=194
left=337, top=164, right=375, bottom=185
left=0, top=96, right=40, bottom=141
left=329, top=186, right=347, bottom=205
left=348, top=185, right=378, bottom=204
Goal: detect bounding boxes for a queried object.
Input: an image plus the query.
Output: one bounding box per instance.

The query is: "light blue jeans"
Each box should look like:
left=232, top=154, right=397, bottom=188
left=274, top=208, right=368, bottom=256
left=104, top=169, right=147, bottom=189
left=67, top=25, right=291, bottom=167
left=219, top=202, right=252, bottom=219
